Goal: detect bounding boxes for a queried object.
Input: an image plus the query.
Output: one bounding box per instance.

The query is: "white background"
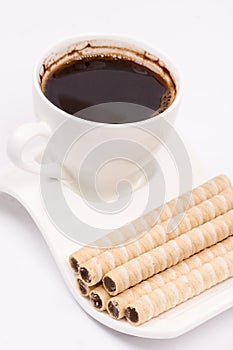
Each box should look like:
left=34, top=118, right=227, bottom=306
left=0, top=0, right=233, bottom=349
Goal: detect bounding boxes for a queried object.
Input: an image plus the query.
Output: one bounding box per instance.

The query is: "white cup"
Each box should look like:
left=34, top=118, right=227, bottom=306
left=7, top=34, right=182, bottom=200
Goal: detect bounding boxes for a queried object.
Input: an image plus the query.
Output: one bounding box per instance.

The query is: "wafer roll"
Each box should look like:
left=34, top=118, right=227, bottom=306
left=69, top=247, right=104, bottom=273
left=90, top=285, right=110, bottom=311
left=154, top=174, right=231, bottom=223
left=76, top=279, right=101, bottom=297
left=104, top=210, right=233, bottom=295
left=125, top=250, right=233, bottom=325
left=69, top=174, right=231, bottom=273
left=80, top=187, right=233, bottom=286
left=107, top=236, right=233, bottom=318
left=106, top=174, right=232, bottom=244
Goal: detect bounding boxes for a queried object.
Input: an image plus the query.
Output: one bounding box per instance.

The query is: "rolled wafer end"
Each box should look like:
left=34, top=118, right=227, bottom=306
left=69, top=256, right=79, bottom=273
left=90, top=285, right=110, bottom=311
left=103, top=276, right=116, bottom=293
left=107, top=301, right=120, bottom=319
left=90, top=293, right=103, bottom=310
left=125, top=307, right=139, bottom=325
left=77, top=278, right=89, bottom=296
left=80, top=267, right=92, bottom=283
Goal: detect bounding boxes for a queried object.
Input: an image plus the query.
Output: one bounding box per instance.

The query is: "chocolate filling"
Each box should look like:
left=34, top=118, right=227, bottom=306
left=125, top=307, right=139, bottom=323
left=80, top=267, right=91, bottom=283
left=108, top=301, right=119, bottom=319
left=90, top=293, right=102, bottom=309
left=70, top=257, right=79, bottom=273
left=103, top=276, right=116, bottom=292
left=77, top=279, right=87, bottom=295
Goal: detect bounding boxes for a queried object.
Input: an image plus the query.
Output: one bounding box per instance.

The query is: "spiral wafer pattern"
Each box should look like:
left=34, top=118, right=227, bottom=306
left=104, top=210, right=233, bottom=295
left=69, top=174, right=231, bottom=273
left=80, top=187, right=233, bottom=286
left=125, top=250, right=233, bottom=325
left=106, top=236, right=233, bottom=318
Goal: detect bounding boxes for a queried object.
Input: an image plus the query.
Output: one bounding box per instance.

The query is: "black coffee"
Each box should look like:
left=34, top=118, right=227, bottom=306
left=43, top=57, right=174, bottom=123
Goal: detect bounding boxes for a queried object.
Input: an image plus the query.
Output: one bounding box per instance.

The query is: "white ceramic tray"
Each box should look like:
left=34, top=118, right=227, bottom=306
left=0, top=153, right=232, bottom=339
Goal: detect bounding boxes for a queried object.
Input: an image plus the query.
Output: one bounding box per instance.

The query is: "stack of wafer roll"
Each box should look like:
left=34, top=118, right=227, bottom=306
left=68, top=174, right=233, bottom=326
left=125, top=250, right=233, bottom=325
left=81, top=187, right=233, bottom=287
left=69, top=174, right=231, bottom=273
left=107, top=236, right=233, bottom=319
left=103, top=209, right=233, bottom=295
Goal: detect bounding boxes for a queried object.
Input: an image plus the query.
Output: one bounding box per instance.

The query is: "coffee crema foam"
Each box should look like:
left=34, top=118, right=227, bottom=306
left=40, top=39, right=176, bottom=118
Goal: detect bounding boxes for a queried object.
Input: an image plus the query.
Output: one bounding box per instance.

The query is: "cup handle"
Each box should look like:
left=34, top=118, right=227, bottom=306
left=7, top=121, right=51, bottom=174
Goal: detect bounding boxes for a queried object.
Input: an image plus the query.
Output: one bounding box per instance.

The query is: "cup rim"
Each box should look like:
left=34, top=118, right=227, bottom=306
left=33, top=33, right=183, bottom=127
